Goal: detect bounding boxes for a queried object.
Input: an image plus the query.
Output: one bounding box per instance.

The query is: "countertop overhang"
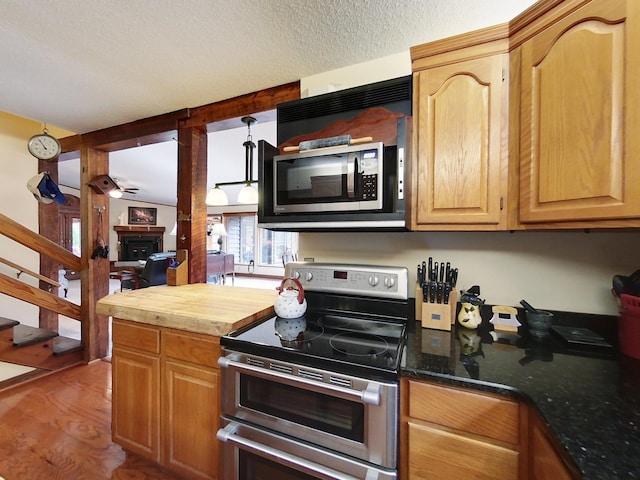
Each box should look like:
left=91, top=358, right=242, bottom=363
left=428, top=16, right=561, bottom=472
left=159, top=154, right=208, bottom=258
left=96, top=283, right=277, bottom=336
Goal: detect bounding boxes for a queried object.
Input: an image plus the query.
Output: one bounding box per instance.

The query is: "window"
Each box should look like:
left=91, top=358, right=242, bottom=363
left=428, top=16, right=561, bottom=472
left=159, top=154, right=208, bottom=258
left=225, top=213, right=297, bottom=267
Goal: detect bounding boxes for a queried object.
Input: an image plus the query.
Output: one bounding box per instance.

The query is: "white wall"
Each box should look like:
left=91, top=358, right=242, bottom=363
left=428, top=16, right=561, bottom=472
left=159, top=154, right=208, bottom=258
left=300, top=231, right=640, bottom=316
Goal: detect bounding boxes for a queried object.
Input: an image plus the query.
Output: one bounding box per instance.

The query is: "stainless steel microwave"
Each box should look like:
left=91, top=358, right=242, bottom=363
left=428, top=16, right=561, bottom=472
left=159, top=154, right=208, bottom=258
left=273, top=142, right=387, bottom=214
left=258, top=116, right=410, bottom=231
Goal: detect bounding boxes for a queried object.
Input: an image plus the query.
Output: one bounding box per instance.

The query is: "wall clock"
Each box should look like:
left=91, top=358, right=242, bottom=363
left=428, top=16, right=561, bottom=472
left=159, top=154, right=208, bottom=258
left=27, top=132, right=61, bottom=160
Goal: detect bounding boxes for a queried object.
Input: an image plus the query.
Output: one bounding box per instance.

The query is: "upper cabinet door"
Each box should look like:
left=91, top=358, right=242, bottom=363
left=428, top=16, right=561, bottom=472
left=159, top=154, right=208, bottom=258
left=519, top=0, right=640, bottom=224
left=411, top=53, right=508, bottom=230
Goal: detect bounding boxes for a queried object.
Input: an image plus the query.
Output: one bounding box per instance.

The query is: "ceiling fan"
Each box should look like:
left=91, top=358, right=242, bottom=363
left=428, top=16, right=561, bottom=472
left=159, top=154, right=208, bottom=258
left=109, top=178, right=139, bottom=198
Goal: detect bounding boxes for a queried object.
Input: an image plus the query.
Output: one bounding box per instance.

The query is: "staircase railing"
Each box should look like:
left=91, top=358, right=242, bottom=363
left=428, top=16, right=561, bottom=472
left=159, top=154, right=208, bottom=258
left=0, top=212, right=82, bottom=323
left=0, top=256, right=61, bottom=289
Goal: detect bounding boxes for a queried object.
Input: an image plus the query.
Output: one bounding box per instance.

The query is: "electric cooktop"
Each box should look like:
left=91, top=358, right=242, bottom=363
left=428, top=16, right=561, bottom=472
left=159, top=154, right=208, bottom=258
left=221, top=262, right=410, bottom=380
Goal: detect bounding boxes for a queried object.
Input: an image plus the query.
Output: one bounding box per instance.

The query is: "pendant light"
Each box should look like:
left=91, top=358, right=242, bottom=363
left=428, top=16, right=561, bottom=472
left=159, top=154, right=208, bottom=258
left=206, top=116, right=259, bottom=206
left=205, top=185, right=228, bottom=205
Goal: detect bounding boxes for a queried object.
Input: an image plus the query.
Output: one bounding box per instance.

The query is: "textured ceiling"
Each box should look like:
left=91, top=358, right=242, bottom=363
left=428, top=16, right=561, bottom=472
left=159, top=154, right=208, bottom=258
left=1, top=0, right=536, bottom=133
left=2, top=0, right=536, bottom=205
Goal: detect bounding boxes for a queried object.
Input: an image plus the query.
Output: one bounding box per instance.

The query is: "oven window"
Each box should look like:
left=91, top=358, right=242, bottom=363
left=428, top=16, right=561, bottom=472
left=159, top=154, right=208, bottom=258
left=240, top=374, right=365, bottom=442
left=240, top=449, right=319, bottom=480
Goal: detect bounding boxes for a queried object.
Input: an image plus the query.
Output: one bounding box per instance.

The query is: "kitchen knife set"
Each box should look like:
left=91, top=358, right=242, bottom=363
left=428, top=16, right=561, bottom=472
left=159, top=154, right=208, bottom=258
left=417, top=258, right=458, bottom=304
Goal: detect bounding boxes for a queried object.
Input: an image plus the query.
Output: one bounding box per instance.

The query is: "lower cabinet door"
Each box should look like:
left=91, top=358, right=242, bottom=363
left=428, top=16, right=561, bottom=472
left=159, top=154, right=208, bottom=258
left=163, top=359, right=220, bottom=480
left=530, top=420, right=574, bottom=480
left=408, top=421, right=519, bottom=480
left=112, top=348, right=161, bottom=462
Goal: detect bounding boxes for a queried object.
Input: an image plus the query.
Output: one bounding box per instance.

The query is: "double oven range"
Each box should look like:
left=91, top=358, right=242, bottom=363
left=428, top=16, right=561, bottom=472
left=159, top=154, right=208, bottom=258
left=217, top=262, right=409, bottom=480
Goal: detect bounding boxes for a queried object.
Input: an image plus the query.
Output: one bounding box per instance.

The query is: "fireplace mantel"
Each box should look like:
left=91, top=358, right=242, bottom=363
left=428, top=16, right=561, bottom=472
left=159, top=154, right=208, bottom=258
left=114, top=226, right=166, bottom=234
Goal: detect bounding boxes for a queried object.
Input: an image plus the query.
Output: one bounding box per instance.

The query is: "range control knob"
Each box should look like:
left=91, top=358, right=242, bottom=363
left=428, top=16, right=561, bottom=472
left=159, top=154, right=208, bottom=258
left=291, top=270, right=300, bottom=280
left=368, top=275, right=379, bottom=287
left=305, top=271, right=313, bottom=282
left=384, top=276, right=396, bottom=289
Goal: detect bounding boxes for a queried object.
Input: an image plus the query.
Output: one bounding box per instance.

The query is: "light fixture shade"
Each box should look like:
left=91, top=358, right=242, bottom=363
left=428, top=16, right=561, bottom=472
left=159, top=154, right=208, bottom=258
left=109, top=189, right=123, bottom=199
left=206, top=186, right=229, bottom=206
left=211, top=223, right=227, bottom=236
left=237, top=184, right=258, bottom=204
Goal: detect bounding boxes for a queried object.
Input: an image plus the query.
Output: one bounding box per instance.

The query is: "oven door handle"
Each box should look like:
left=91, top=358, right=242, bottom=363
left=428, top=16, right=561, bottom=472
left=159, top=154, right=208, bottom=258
left=219, top=355, right=382, bottom=405
left=218, top=422, right=371, bottom=480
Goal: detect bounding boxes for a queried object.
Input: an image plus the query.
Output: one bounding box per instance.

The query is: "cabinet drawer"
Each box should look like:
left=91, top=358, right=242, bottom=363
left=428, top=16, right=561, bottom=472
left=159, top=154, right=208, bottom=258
left=162, top=329, right=221, bottom=368
left=408, top=422, right=519, bottom=480
left=112, top=319, right=160, bottom=354
left=408, top=380, right=519, bottom=444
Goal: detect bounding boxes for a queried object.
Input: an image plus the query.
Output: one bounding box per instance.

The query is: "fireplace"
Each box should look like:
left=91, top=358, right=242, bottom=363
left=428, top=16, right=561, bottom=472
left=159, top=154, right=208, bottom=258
left=121, top=236, right=160, bottom=260
left=114, top=226, right=165, bottom=261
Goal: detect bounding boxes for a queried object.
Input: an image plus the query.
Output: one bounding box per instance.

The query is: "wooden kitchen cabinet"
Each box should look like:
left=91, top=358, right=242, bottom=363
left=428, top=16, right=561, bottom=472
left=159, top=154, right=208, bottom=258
left=112, top=319, right=222, bottom=480
left=528, top=409, right=579, bottom=480
left=409, top=0, right=640, bottom=231
left=400, top=378, right=523, bottom=480
left=409, top=26, right=512, bottom=230
left=112, top=320, right=161, bottom=461
left=518, top=0, right=640, bottom=227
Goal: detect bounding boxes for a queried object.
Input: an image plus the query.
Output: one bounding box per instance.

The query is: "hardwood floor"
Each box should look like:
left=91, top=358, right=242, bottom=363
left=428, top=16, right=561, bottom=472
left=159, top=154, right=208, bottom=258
left=0, top=360, right=186, bottom=479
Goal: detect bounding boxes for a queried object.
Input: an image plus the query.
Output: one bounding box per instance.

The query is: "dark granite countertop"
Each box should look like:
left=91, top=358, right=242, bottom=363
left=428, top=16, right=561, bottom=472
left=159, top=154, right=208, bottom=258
left=400, top=307, right=640, bottom=480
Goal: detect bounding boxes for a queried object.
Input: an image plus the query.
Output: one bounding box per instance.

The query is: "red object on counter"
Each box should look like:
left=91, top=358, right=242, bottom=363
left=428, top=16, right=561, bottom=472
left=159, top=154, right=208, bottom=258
left=619, top=294, right=640, bottom=359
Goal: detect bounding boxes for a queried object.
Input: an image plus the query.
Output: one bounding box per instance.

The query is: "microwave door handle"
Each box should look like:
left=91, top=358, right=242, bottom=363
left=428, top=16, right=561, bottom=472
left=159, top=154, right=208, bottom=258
left=218, top=422, right=362, bottom=480
left=347, top=155, right=357, bottom=198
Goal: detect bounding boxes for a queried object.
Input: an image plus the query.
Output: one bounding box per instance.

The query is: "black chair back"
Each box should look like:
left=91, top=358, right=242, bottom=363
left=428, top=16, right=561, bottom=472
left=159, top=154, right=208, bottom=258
left=140, top=252, right=176, bottom=288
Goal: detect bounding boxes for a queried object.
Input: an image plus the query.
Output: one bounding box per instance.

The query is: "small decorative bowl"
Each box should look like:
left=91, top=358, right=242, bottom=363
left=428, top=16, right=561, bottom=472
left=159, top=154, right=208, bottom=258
left=526, top=310, right=554, bottom=338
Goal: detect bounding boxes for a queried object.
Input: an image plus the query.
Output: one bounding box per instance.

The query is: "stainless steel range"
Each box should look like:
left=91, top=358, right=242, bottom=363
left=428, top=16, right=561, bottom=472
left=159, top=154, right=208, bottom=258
left=217, top=262, right=409, bottom=480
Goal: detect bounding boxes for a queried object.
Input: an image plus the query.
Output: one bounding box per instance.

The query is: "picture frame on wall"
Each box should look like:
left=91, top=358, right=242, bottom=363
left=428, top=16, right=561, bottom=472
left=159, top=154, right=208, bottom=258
left=128, top=207, right=157, bottom=225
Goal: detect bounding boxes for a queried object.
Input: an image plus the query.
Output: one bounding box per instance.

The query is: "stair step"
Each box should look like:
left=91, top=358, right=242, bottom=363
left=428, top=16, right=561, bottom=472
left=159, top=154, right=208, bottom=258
left=0, top=317, right=20, bottom=331
left=53, top=336, right=83, bottom=356
left=12, top=325, right=58, bottom=348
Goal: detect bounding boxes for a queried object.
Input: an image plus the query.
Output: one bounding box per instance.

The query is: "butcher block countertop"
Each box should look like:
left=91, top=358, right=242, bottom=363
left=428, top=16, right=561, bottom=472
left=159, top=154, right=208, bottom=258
left=96, top=283, right=277, bottom=336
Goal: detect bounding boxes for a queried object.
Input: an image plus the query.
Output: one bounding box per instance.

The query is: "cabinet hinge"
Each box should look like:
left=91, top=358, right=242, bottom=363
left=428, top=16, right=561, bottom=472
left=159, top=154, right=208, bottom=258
left=500, top=197, right=504, bottom=210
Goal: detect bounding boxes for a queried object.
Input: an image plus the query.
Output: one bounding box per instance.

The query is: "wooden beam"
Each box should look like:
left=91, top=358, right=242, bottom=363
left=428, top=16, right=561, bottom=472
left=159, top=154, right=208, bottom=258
left=182, top=82, right=300, bottom=129
left=58, top=108, right=191, bottom=158
left=57, top=81, right=300, bottom=157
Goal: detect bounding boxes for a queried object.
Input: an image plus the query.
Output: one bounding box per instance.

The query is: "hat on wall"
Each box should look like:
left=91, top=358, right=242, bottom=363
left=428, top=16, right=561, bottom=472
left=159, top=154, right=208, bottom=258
left=26, top=172, right=67, bottom=205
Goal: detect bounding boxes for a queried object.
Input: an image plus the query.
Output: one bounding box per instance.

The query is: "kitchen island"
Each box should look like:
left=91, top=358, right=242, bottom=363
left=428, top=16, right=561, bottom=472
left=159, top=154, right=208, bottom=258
left=402, top=316, right=640, bottom=480
left=96, top=284, right=277, bottom=480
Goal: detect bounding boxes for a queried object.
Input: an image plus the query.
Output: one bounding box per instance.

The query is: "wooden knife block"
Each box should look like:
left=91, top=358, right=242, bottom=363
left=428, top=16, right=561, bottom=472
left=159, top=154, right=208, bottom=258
left=167, top=249, right=188, bottom=286
left=416, top=283, right=458, bottom=331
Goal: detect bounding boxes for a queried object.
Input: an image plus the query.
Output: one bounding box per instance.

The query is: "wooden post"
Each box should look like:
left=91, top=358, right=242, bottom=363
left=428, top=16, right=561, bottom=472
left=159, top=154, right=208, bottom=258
left=38, top=160, right=62, bottom=331
left=80, top=147, right=110, bottom=361
left=176, top=126, right=208, bottom=284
